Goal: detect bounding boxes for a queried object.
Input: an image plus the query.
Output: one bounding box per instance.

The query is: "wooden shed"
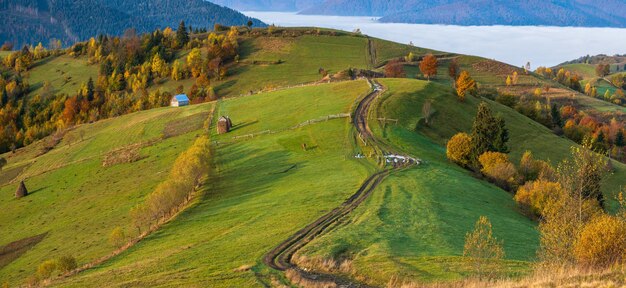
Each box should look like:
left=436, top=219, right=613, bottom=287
left=217, top=116, right=232, bottom=134
left=170, top=94, right=190, bottom=107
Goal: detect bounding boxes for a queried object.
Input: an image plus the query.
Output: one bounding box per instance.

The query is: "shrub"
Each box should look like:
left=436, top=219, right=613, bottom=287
left=446, top=133, right=472, bottom=167
left=495, top=93, right=517, bottom=107
left=519, top=151, right=541, bottom=181
left=479, top=152, right=518, bottom=190
left=57, top=255, right=77, bottom=273
left=515, top=180, right=564, bottom=217
left=37, top=259, right=58, bottom=279
left=109, top=227, right=126, bottom=248
left=574, top=214, right=626, bottom=267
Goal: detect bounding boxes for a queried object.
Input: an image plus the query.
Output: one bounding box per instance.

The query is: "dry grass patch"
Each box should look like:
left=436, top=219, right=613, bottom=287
left=473, top=60, right=524, bottom=76
left=233, top=264, right=253, bottom=272
left=102, top=139, right=160, bottom=167
left=0, top=233, right=47, bottom=269
left=162, top=112, right=209, bottom=139
left=285, top=269, right=337, bottom=288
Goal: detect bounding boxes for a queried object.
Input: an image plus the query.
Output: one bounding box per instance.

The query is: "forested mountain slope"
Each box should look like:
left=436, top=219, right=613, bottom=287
left=0, top=0, right=264, bottom=48
left=208, top=0, right=320, bottom=12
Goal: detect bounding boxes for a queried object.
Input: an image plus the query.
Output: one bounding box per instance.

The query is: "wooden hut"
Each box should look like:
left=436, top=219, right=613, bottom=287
left=217, top=116, right=232, bottom=134
left=15, top=180, right=28, bottom=199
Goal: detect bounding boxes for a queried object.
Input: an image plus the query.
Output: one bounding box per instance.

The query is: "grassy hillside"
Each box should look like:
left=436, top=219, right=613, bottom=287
left=51, top=81, right=376, bottom=287
left=26, top=55, right=99, bottom=97
left=298, top=78, right=625, bottom=285
left=2, top=30, right=624, bottom=287
left=0, top=103, right=212, bottom=285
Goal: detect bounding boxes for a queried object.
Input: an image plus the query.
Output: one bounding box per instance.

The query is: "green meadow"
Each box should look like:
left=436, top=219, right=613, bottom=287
left=0, top=104, right=211, bottom=285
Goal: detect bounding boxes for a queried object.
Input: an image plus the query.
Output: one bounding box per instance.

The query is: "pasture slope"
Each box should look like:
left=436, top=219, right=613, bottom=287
left=1, top=28, right=625, bottom=287
left=0, top=103, right=212, bottom=285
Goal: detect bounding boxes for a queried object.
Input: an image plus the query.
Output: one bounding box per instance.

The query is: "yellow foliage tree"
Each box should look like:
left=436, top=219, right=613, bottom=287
left=456, top=71, right=477, bottom=101
left=187, top=48, right=203, bottom=78
left=446, top=133, right=472, bottom=167
left=464, top=216, right=504, bottom=279
left=515, top=180, right=564, bottom=217
left=479, top=152, right=519, bottom=190
left=574, top=214, right=626, bottom=267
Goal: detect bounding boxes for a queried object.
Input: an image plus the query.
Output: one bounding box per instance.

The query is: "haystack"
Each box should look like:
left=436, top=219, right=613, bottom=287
left=217, top=116, right=232, bottom=134
left=15, top=180, right=28, bottom=199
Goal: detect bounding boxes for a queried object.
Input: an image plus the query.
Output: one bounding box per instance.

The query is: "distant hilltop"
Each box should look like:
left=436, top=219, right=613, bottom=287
left=209, top=0, right=626, bottom=28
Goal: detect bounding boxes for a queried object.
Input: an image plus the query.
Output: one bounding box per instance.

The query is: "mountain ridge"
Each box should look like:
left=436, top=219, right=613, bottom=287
left=0, top=0, right=265, bottom=48
left=298, top=0, right=626, bottom=27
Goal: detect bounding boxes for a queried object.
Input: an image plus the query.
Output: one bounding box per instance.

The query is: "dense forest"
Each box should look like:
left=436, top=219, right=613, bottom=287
left=209, top=0, right=320, bottom=12
left=0, top=0, right=264, bottom=48
left=0, top=23, right=241, bottom=153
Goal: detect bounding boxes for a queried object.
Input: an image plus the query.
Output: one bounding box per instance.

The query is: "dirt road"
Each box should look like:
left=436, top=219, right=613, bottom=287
left=263, top=80, right=417, bottom=287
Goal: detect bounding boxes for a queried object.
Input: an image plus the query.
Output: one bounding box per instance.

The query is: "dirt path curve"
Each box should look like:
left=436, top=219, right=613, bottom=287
left=263, top=80, right=418, bottom=287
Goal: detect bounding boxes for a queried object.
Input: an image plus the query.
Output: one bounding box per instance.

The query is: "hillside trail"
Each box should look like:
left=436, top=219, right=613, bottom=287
left=262, top=79, right=419, bottom=287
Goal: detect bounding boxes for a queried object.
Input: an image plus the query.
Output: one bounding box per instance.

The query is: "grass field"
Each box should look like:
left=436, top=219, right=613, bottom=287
left=297, top=79, right=540, bottom=285
left=214, top=35, right=371, bottom=96
left=2, top=30, right=625, bottom=287
left=297, top=78, right=625, bottom=285
left=25, top=55, right=99, bottom=97
left=557, top=63, right=597, bottom=79
left=0, top=103, right=212, bottom=285
left=51, top=81, right=376, bottom=287
left=380, top=78, right=624, bottom=206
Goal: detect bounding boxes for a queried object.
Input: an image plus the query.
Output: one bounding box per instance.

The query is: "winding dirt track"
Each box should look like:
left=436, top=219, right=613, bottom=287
left=263, top=80, right=417, bottom=287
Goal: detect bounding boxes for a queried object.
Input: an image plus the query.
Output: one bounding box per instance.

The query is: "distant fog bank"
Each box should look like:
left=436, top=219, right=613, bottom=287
left=245, top=12, right=626, bottom=68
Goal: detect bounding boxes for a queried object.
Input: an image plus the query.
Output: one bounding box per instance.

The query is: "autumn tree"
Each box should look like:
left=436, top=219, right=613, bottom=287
left=419, top=54, right=438, bottom=81
left=422, top=100, right=434, bottom=126
left=446, top=133, right=472, bottom=167
left=448, top=58, right=459, bottom=81
left=573, top=214, right=626, bottom=267
left=558, top=142, right=607, bottom=211
left=595, top=63, right=610, bottom=77
left=187, top=48, right=203, bottom=78
left=384, top=60, right=405, bottom=78
left=463, top=216, right=504, bottom=279
left=478, top=151, right=518, bottom=190
left=455, top=71, right=477, bottom=101
left=515, top=180, right=564, bottom=217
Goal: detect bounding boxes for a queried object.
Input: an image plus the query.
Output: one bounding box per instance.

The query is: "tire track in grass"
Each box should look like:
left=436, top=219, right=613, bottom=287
left=263, top=79, right=419, bottom=287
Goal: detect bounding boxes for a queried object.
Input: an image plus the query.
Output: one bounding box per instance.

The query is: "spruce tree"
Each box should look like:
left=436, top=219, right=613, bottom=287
left=87, top=77, right=95, bottom=101
left=494, top=116, right=509, bottom=153
left=176, top=21, right=190, bottom=48
left=616, top=130, right=625, bottom=147
left=471, top=102, right=502, bottom=164
left=550, top=103, right=562, bottom=128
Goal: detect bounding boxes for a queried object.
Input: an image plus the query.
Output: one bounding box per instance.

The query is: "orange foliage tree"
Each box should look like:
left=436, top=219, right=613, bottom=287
left=419, top=54, right=438, bottom=81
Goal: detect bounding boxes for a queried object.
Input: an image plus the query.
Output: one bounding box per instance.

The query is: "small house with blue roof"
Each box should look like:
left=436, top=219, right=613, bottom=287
left=171, top=94, right=190, bottom=107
